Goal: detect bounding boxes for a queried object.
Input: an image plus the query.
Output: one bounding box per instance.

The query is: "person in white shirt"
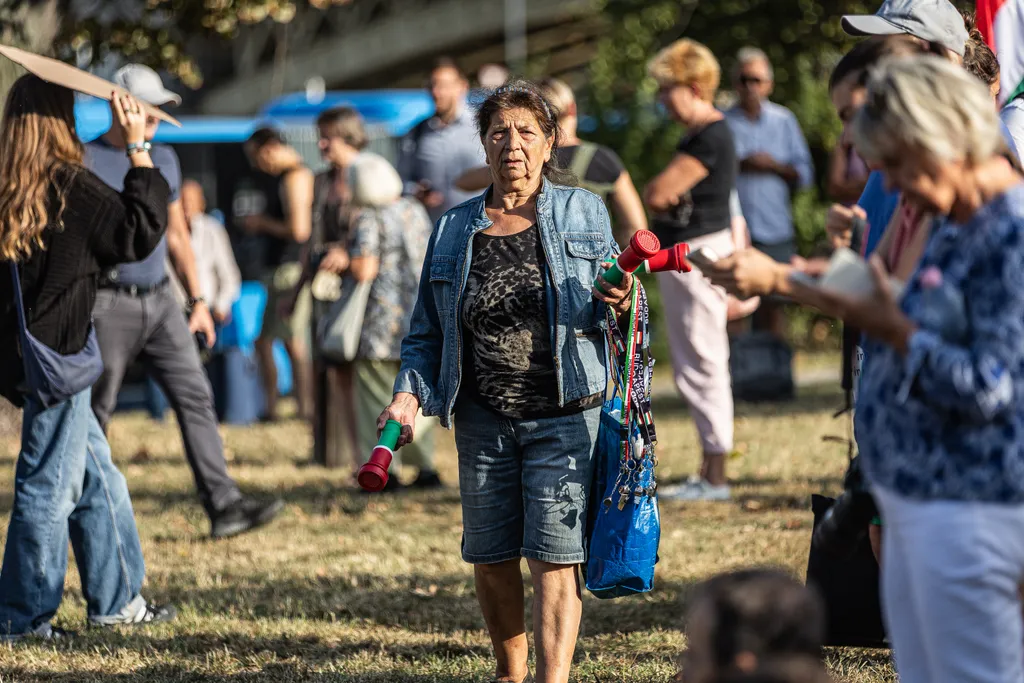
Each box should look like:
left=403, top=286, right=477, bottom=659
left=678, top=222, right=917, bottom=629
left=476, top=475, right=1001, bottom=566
left=171, top=180, right=241, bottom=324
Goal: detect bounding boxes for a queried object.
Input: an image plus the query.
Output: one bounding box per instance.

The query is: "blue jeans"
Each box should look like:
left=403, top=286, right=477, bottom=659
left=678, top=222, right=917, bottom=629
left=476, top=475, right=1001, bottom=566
left=0, top=389, right=146, bottom=635
left=453, top=399, right=601, bottom=565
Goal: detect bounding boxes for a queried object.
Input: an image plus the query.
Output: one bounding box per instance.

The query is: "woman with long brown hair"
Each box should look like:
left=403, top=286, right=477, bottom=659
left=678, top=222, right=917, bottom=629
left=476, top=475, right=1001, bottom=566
left=0, top=75, right=175, bottom=638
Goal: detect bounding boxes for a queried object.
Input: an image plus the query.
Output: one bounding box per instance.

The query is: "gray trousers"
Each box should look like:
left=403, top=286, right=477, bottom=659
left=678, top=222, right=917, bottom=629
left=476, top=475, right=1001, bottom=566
left=91, top=286, right=242, bottom=516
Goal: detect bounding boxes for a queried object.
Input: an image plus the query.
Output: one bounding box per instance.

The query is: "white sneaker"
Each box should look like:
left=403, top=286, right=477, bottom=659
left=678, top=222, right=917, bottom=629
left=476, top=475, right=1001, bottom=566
left=660, top=478, right=731, bottom=502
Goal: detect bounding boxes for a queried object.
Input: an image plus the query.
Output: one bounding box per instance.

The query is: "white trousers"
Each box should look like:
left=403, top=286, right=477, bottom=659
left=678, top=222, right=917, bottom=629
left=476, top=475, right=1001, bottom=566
left=873, top=485, right=1024, bottom=683
left=654, top=228, right=735, bottom=455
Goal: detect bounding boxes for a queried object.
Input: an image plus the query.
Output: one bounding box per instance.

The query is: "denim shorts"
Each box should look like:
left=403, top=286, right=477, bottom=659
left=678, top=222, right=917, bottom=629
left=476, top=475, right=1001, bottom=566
left=453, top=399, right=601, bottom=565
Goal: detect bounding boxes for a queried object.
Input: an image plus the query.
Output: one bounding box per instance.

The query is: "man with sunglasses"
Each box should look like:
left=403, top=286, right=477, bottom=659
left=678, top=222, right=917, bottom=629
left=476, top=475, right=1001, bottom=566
left=724, top=47, right=814, bottom=342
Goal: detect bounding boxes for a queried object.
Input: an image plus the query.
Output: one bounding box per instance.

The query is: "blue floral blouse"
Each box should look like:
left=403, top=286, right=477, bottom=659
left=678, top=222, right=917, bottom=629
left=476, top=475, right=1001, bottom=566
left=856, top=183, right=1024, bottom=503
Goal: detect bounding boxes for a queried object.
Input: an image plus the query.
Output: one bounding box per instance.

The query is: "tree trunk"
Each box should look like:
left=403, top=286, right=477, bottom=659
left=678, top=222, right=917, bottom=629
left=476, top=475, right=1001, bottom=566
left=0, top=0, right=64, bottom=111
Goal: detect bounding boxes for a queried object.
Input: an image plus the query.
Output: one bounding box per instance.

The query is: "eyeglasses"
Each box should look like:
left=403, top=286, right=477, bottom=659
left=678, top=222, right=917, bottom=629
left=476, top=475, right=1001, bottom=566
left=739, top=75, right=765, bottom=86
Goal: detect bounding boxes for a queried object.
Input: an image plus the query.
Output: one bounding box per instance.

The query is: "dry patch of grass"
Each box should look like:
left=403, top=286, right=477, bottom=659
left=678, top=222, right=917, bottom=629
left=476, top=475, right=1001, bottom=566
left=0, top=361, right=894, bottom=682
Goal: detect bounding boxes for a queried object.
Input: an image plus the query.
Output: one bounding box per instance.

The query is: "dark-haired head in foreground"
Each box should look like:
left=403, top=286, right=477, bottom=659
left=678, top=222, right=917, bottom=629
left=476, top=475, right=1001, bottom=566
left=679, top=569, right=826, bottom=683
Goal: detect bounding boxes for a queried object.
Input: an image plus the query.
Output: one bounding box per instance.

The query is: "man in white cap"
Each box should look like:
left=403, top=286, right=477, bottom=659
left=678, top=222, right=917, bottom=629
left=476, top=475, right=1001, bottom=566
left=85, top=64, right=283, bottom=539
left=840, top=0, right=969, bottom=60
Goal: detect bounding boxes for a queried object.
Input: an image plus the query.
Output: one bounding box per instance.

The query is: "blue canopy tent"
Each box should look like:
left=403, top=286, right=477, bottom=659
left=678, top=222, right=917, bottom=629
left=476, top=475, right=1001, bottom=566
left=74, top=89, right=435, bottom=149
left=75, top=90, right=437, bottom=423
left=257, top=89, right=434, bottom=138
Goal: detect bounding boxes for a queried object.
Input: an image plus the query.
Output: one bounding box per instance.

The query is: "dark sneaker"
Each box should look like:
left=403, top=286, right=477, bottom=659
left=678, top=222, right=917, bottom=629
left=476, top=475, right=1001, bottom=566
left=210, top=497, right=284, bottom=539
left=410, top=470, right=444, bottom=490
left=1, top=623, right=75, bottom=642
left=90, top=599, right=177, bottom=628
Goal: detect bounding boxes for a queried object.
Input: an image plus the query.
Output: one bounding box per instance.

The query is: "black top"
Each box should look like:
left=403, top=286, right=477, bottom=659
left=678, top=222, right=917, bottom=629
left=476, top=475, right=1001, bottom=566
left=461, top=225, right=600, bottom=419
left=263, top=166, right=307, bottom=269
left=650, top=119, right=736, bottom=246
left=312, top=168, right=353, bottom=251
left=555, top=143, right=625, bottom=186
left=0, top=166, right=171, bottom=405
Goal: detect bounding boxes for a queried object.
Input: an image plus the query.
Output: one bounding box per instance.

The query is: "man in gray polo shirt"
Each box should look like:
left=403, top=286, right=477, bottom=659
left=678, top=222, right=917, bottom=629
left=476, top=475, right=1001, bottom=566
left=398, top=57, right=486, bottom=224
left=87, top=64, right=282, bottom=539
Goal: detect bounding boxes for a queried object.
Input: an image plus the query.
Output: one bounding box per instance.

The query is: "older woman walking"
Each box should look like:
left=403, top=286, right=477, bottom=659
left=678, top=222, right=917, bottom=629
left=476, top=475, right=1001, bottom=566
left=378, top=82, right=633, bottom=683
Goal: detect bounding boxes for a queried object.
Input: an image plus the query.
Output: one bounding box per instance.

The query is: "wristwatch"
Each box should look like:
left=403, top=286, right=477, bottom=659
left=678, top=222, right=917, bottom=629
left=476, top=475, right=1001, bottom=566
left=126, top=141, right=152, bottom=157
left=186, top=295, right=206, bottom=311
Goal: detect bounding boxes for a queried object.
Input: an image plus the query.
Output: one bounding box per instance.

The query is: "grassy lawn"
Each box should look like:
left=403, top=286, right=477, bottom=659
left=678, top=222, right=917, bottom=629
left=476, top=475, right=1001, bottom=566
left=0, top=355, right=895, bottom=682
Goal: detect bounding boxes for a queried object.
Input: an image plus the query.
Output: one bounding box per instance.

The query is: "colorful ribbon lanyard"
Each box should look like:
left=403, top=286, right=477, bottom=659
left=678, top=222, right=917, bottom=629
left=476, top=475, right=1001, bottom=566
left=606, top=283, right=656, bottom=447
left=604, top=282, right=658, bottom=510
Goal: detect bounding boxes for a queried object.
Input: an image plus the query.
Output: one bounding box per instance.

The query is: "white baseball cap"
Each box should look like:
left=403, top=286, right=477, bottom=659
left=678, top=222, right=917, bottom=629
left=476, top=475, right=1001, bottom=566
left=113, top=64, right=181, bottom=107
left=841, top=0, right=969, bottom=57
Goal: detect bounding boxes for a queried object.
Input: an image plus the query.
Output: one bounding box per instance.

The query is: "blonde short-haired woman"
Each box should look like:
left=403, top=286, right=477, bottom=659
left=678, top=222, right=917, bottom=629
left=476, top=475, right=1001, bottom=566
left=643, top=38, right=738, bottom=501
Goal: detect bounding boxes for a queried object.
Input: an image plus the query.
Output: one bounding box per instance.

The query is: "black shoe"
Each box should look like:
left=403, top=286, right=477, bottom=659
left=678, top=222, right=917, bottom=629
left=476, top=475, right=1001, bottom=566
left=410, top=470, right=443, bottom=490
left=90, top=602, right=177, bottom=629
left=2, top=624, right=76, bottom=642
left=210, top=497, right=284, bottom=539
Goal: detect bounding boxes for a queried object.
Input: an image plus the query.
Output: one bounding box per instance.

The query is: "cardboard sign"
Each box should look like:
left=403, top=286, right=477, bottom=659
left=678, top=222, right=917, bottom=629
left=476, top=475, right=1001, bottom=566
left=0, top=45, right=181, bottom=127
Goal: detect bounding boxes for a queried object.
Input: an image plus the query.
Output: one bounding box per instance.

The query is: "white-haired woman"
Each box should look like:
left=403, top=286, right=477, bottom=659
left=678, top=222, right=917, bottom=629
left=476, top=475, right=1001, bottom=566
left=348, top=153, right=437, bottom=490
left=753, top=56, right=1024, bottom=683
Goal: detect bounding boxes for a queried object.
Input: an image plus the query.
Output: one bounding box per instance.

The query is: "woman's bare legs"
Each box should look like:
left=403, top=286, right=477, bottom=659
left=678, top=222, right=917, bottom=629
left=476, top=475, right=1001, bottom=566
left=476, top=559, right=530, bottom=682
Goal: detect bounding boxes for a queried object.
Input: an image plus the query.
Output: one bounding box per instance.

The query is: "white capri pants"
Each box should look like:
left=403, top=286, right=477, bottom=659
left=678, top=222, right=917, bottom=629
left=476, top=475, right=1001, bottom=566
left=873, top=484, right=1024, bottom=683
left=654, top=227, right=734, bottom=455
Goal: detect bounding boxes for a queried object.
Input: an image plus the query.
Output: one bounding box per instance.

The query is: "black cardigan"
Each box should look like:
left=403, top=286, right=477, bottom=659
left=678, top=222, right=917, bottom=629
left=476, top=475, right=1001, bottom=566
left=0, top=165, right=170, bottom=406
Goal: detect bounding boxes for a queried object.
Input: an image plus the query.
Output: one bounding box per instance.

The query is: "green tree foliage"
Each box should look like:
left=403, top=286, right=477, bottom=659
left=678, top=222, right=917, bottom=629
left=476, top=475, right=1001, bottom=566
left=66, top=0, right=353, bottom=88
left=0, top=1, right=350, bottom=96
left=582, top=0, right=972, bottom=252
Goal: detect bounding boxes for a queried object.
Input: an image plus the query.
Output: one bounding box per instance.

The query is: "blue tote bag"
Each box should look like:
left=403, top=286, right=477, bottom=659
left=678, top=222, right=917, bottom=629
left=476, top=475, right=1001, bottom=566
left=8, top=262, right=103, bottom=408
left=584, top=282, right=660, bottom=599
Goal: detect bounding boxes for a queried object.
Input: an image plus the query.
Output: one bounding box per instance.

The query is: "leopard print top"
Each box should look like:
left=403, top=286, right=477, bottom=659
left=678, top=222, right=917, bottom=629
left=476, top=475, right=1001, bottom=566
left=461, top=225, right=600, bottom=419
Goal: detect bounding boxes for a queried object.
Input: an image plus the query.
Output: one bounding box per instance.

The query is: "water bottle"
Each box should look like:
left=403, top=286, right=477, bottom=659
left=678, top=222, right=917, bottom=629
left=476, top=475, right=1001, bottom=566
left=916, top=266, right=967, bottom=343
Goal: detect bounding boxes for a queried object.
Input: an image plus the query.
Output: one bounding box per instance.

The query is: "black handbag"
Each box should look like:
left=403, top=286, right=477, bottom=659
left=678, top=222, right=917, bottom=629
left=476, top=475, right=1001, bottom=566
left=806, top=494, right=887, bottom=649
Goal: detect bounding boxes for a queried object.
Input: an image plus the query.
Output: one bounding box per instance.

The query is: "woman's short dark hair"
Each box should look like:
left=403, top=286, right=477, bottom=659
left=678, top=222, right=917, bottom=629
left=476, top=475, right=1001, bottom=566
left=475, top=80, right=575, bottom=186
left=688, top=569, right=826, bottom=669
left=316, top=106, right=369, bottom=150
left=245, top=126, right=286, bottom=152
left=829, top=35, right=930, bottom=92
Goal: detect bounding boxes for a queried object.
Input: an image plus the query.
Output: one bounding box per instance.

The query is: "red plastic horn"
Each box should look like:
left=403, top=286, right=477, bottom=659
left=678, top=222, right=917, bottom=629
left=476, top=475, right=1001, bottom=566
left=617, top=230, right=662, bottom=273
left=357, top=445, right=393, bottom=492
left=644, top=243, right=692, bottom=273
left=599, top=230, right=661, bottom=287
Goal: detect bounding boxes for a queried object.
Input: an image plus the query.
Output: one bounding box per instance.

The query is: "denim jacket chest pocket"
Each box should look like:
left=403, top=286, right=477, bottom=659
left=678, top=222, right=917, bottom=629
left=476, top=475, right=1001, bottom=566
left=562, top=232, right=610, bottom=331
left=429, top=256, right=457, bottom=322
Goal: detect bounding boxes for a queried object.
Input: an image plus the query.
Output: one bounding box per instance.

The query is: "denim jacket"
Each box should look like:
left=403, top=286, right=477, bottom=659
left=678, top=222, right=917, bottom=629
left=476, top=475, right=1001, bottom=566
left=394, top=179, right=618, bottom=428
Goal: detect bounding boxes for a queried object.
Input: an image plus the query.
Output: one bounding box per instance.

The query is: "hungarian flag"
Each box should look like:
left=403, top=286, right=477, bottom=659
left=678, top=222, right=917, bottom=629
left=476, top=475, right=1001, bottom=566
left=978, top=0, right=1024, bottom=105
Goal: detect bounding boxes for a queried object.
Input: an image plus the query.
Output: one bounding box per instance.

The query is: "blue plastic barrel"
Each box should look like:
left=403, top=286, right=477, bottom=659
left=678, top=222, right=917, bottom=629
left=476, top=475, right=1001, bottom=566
left=208, top=346, right=264, bottom=424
